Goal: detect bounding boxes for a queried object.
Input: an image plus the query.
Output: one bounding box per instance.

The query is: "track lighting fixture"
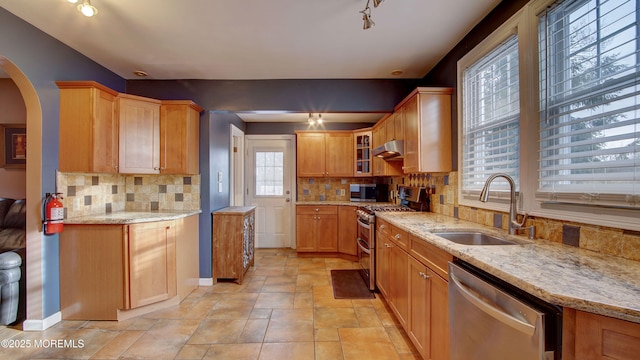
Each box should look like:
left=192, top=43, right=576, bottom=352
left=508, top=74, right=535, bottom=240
left=69, top=0, right=98, bottom=17
left=307, top=113, right=324, bottom=126
left=359, top=0, right=374, bottom=30
left=360, top=0, right=384, bottom=30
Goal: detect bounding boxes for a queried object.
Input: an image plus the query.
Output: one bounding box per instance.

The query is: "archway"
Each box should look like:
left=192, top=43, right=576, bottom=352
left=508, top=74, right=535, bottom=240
left=0, top=56, right=44, bottom=329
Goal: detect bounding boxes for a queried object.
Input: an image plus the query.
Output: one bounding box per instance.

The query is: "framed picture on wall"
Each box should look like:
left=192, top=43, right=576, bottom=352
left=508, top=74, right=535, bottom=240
left=0, top=124, right=26, bottom=169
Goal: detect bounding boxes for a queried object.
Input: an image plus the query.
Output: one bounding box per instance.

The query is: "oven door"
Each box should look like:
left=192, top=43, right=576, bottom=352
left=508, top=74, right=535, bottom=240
left=356, top=217, right=375, bottom=290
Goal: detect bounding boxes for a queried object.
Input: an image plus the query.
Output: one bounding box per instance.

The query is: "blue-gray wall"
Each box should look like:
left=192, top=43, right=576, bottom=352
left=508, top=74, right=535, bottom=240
left=0, top=7, right=124, bottom=318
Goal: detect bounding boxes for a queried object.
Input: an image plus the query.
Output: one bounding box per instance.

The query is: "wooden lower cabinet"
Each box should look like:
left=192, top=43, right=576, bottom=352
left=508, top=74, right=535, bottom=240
left=563, top=308, right=640, bottom=360
left=389, top=242, right=409, bottom=327
left=408, top=257, right=449, bottom=360
left=127, top=221, right=177, bottom=309
left=296, top=205, right=338, bottom=252
left=60, top=216, right=198, bottom=320
left=212, top=206, right=256, bottom=284
left=338, top=206, right=357, bottom=256
left=376, top=232, right=391, bottom=298
left=377, top=225, right=452, bottom=360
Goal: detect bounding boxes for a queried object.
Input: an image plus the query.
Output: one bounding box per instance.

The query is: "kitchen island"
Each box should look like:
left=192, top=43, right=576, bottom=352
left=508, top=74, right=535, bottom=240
left=59, top=210, right=201, bottom=320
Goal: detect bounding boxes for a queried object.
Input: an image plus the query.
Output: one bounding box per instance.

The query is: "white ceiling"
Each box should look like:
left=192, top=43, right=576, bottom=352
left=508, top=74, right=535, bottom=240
left=0, top=0, right=500, bottom=122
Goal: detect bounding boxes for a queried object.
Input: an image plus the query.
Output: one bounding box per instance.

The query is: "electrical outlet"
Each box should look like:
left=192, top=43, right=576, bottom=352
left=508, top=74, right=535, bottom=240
left=340, top=189, right=345, bottom=196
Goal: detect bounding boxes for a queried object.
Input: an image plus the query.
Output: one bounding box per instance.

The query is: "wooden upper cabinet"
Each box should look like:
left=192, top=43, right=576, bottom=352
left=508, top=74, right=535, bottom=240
left=117, top=94, right=162, bottom=174
left=353, top=129, right=372, bottom=177
left=400, top=87, right=453, bottom=174
left=372, top=115, right=403, bottom=177
left=57, top=81, right=119, bottom=173
left=296, top=131, right=353, bottom=177
left=325, top=132, right=353, bottom=177
left=296, top=132, right=326, bottom=177
left=160, top=101, right=203, bottom=175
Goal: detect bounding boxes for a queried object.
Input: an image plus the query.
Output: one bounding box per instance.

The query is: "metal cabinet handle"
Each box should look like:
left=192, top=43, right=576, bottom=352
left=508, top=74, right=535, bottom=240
left=394, top=234, right=401, bottom=239
left=419, top=271, right=430, bottom=280
left=380, top=225, right=386, bottom=230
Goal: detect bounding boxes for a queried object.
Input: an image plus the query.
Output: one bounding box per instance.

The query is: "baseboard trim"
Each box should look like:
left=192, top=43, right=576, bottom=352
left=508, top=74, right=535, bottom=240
left=199, top=278, right=213, bottom=286
left=22, top=311, right=62, bottom=331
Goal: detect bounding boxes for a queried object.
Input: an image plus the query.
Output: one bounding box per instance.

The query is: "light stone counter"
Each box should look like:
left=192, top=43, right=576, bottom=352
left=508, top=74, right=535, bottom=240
left=296, top=201, right=395, bottom=206
left=65, top=210, right=202, bottom=225
left=376, top=211, right=640, bottom=324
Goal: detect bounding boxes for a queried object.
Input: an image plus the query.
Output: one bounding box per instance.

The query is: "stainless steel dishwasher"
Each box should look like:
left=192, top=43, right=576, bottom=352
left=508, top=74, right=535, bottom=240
left=448, top=261, right=562, bottom=360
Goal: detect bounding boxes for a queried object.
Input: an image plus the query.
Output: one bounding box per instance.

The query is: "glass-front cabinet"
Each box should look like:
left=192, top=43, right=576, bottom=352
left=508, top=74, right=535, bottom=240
left=354, top=129, right=372, bottom=177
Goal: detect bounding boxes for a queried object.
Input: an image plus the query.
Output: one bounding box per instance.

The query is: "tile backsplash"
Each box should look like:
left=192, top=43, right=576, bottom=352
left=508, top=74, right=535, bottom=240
left=57, top=172, right=200, bottom=218
left=297, top=177, right=376, bottom=202
left=401, top=171, right=640, bottom=262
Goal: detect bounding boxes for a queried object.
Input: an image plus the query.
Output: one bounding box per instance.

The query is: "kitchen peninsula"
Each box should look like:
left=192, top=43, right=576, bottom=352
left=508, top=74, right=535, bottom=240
left=375, top=211, right=640, bottom=359
left=59, top=210, right=200, bottom=321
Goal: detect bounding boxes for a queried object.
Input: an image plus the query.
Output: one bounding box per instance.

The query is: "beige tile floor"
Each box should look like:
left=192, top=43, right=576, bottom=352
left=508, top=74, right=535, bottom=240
left=0, top=248, right=420, bottom=359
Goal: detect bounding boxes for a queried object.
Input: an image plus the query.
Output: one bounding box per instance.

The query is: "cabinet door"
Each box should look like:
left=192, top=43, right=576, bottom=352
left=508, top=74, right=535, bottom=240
left=160, top=102, right=201, bottom=174
left=316, top=214, right=338, bottom=252
left=574, top=310, right=640, bottom=360
left=58, top=83, right=119, bottom=173
left=127, top=221, right=177, bottom=309
left=338, top=206, right=357, bottom=256
left=408, top=256, right=430, bottom=359
left=389, top=243, right=409, bottom=327
left=393, top=110, right=404, bottom=142
left=297, top=133, right=326, bottom=177
left=402, top=95, right=420, bottom=173
left=372, top=125, right=386, bottom=176
left=376, top=232, right=390, bottom=298
left=354, top=130, right=372, bottom=177
left=118, top=96, right=161, bottom=174
left=325, top=132, right=353, bottom=177
left=429, top=269, right=449, bottom=360
left=296, top=214, right=317, bottom=251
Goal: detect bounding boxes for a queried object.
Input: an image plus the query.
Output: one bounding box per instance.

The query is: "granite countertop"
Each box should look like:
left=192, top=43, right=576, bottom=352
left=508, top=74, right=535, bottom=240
left=65, top=210, right=202, bottom=225
left=213, top=206, right=256, bottom=214
left=376, top=211, right=640, bottom=324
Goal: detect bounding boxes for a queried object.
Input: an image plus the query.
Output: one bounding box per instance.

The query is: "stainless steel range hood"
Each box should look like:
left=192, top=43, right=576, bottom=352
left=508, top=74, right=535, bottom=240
left=372, top=139, right=404, bottom=160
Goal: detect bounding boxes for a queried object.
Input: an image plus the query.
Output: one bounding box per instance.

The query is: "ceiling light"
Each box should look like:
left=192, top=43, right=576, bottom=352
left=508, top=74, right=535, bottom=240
left=373, top=0, right=384, bottom=7
left=308, top=113, right=316, bottom=125
left=391, top=70, right=404, bottom=76
left=78, top=0, right=98, bottom=17
left=133, top=70, right=148, bottom=77
left=317, top=114, right=324, bottom=124
left=67, top=0, right=79, bottom=3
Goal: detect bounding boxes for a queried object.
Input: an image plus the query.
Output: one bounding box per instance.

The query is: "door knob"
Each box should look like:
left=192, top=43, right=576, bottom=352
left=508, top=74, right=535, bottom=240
left=286, top=198, right=290, bottom=202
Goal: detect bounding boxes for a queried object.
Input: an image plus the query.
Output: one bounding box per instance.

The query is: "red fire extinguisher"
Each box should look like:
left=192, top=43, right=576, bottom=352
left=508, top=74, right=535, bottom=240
left=43, top=192, right=64, bottom=235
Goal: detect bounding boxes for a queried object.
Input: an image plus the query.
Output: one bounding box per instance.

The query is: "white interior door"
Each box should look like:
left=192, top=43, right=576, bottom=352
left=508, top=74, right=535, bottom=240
left=245, top=135, right=295, bottom=248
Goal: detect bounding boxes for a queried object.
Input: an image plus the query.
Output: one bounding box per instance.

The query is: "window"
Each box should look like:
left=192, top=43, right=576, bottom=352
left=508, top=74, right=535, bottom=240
left=538, top=0, right=640, bottom=208
left=255, top=151, right=284, bottom=196
left=461, top=34, right=522, bottom=199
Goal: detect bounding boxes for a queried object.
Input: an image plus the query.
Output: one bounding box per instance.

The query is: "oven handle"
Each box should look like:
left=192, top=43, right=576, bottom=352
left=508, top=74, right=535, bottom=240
left=357, top=238, right=371, bottom=254
left=356, top=217, right=372, bottom=230
left=450, top=271, right=536, bottom=337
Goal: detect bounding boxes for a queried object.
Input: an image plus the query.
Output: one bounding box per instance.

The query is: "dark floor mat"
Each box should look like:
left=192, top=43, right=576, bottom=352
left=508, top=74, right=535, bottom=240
left=330, top=269, right=375, bottom=299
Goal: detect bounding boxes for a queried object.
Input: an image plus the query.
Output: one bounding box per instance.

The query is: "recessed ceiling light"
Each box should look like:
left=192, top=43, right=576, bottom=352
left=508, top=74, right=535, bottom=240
left=133, top=70, right=148, bottom=77
left=391, top=70, right=404, bottom=76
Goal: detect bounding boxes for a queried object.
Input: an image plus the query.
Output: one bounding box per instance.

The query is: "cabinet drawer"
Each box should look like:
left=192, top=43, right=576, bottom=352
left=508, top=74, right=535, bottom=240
left=409, top=235, right=452, bottom=279
left=296, top=205, right=338, bottom=215
left=377, top=218, right=391, bottom=236
left=389, top=225, right=409, bottom=252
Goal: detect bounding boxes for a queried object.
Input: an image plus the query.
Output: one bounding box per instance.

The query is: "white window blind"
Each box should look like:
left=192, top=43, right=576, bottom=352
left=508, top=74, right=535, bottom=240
left=462, top=34, right=521, bottom=198
left=255, top=151, right=284, bottom=196
left=538, top=0, right=640, bottom=208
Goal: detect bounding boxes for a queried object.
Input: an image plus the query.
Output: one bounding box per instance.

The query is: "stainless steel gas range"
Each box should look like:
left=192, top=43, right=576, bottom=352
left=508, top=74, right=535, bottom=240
left=355, top=186, right=428, bottom=291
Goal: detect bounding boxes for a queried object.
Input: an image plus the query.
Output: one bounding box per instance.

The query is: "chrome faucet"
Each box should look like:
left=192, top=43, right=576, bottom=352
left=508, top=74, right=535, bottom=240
left=479, top=173, right=535, bottom=239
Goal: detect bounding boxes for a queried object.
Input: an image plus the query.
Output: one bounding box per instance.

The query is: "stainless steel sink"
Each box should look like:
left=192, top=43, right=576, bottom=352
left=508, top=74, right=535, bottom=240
left=433, top=231, right=518, bottom=245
